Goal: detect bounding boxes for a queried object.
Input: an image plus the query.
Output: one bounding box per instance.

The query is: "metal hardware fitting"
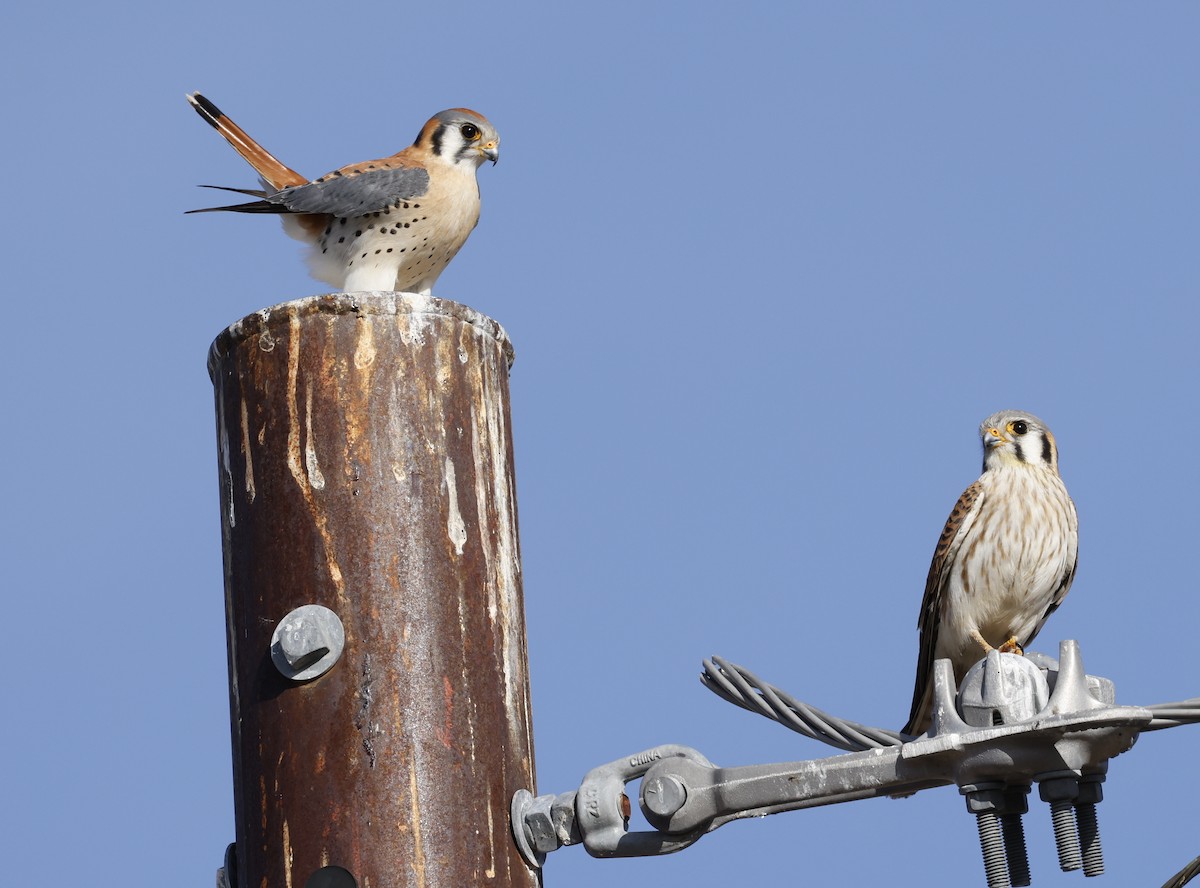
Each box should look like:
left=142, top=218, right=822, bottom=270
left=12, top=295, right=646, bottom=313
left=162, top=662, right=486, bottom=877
left=270, top=604, right=345, bottom=681
left=511, top=639, right=1197, bottom=885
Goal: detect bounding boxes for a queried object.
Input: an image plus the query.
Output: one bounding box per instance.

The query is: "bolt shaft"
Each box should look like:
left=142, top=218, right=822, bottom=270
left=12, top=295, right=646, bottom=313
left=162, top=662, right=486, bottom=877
left=1049, top=799, right=1082, bottom=871
left=1001, top=812, right=1031, bottom=887
left=975, top=811, right=1011, bottom=888
left=1075, top=803, right=1104, bottom=877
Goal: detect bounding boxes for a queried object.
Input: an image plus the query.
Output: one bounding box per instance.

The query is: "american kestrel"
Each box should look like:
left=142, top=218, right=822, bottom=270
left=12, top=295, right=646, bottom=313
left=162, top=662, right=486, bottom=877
left=902, top=411, right=1079, bottom=737
left=186, top=93, right=499, bottom=295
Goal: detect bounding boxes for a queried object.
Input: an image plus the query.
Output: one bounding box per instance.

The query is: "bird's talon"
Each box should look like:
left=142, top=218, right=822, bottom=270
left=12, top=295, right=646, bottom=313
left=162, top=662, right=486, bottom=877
left=998, top=637, right=1024, bottom=655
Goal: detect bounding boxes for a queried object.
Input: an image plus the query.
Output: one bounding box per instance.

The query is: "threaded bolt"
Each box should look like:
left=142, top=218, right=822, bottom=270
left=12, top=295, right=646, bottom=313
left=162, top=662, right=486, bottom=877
left=976, top=810, right=1011, bottom=888
left=1001, top=812, right=1031, bottom=886
left=1075, top=776, right=1105, bottom=877
left=1001, top=785, right=1031, bottom=887
left=1075, top=802, right=1103, bottom=876
left=962, top=783, right=1011, bottom=888
left=1039, top=776, right=1082, bottom=872
left=1049, top=799, right=1082, bottom=871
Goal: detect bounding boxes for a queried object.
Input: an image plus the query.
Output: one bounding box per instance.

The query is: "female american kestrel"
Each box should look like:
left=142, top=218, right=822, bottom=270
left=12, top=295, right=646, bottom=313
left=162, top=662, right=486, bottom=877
left=902, top=411, right=1079, bottom=737
left=186, top=93, right=499, bottom=295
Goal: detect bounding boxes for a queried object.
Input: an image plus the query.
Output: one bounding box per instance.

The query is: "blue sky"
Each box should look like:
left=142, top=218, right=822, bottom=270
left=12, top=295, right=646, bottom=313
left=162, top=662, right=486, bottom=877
left=4, top=3, right=1198, bottom=886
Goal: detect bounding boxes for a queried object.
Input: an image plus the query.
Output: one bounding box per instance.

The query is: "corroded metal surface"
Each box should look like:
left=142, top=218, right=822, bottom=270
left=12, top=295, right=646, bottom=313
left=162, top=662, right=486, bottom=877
left=209, top=293, right=538, bottom=888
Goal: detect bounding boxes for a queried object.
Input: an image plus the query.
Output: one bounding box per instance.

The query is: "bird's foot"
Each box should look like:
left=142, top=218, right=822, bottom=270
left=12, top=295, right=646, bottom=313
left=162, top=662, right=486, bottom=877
left=997, top=636, right=1025, bottom=655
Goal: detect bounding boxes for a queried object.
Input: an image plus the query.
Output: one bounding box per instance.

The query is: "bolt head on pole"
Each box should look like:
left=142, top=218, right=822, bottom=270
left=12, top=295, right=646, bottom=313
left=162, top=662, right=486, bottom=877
left=270, top=605, right=345, bottom=681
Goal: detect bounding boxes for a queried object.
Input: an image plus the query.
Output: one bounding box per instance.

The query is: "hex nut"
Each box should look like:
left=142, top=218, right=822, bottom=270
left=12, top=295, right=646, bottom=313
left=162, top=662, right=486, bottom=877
left=524, top=797, right=560, bottom=855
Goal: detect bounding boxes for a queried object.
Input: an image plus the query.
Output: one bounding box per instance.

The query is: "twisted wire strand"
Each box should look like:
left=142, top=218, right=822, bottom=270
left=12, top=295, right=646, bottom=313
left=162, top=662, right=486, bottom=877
left=1162, top=853, right=1200, bottom=888
left=1146, top=699, right=1200, bottom=731
left=701, top=656, right=907, bottom=752
left=702, top=662, right=1200, bottom=752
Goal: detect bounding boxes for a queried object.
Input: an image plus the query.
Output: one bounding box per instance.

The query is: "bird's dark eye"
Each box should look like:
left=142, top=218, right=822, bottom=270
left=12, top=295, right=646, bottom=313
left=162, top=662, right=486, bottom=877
left=1010, top=420, right=1029, bottom=436
left=460, top=123, right=480, bottom=140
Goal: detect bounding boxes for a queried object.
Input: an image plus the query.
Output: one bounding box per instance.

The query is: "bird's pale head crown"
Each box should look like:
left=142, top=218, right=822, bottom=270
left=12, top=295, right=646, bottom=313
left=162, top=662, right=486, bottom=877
left=979, top=410, right=1061, bottom=474
left=414, top=109, right=499, bottom=168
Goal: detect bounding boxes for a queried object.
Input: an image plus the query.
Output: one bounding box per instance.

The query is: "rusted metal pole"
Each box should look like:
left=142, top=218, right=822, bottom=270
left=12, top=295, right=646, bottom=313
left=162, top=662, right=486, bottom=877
left=208, top=292, right=538, bottom=888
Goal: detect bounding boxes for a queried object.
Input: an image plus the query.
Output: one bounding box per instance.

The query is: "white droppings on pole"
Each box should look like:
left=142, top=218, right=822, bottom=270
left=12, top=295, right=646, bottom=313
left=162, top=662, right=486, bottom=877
left=472, top=320, right=523, bottom=727
left=218, top=389, right=236, bottom=528
left=470, top=402, right=495, bottom=613
left=353, top=316, right=377, bottom=369
left=399, top=290, right=435, bottom=350
left=276, top=304, right=345, bottom=601
left=240, top=398, right=256, bottom=503
left=444, top=457, right=468, bottom=555
left=304, top=386, right=326, bottom=490
left=484, top=784, right=498, bottom=879
left=285, top=312, right=305, bottom=490
left=282, top=819, right=293, bottom=888
left=408, top=751, right=430, bottom=888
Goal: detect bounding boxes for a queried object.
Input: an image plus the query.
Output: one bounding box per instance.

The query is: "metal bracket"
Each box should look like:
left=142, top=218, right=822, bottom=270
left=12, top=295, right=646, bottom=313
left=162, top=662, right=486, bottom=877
left=511, top=745, right=715, bottom=867
left=511, top=639, right=1191, bottom=883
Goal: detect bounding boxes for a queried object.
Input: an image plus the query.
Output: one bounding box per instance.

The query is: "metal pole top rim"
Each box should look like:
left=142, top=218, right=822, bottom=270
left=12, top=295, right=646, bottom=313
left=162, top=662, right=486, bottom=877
left=207, top=291, right=515, bottom=380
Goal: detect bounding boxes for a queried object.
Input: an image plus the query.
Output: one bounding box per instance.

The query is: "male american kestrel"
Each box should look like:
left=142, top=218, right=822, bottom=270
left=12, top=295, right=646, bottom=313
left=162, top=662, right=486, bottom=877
left=186, top=93, right=499, bottom=295
left=902, top=411, right=1078, bottom=737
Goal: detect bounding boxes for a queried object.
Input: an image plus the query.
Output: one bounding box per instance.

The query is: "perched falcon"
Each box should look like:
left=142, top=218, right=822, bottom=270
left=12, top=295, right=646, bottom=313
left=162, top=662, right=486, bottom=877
left=186, top=93, right=499, bottom=295
left=902, top=411, right=1078, bottom=737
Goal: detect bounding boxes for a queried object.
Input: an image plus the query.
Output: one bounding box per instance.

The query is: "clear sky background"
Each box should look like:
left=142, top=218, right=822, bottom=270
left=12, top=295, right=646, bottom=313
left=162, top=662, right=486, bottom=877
left=3, top=4, right=1198, bottom=886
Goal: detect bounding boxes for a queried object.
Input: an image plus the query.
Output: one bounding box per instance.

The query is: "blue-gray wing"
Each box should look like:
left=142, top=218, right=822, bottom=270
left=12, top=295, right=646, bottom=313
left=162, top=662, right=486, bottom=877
left=271, top=166, right=432, bottom=216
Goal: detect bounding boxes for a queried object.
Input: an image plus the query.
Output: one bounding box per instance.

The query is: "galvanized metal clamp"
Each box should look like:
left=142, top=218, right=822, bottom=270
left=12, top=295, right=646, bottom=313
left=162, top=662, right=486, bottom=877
left=512, top=641, right=1198, bottom=886
left=511, top=744, right=714, bottom=866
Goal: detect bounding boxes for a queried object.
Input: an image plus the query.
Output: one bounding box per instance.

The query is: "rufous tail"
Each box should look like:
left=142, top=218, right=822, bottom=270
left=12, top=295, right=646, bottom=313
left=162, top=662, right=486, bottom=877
left=187, top=92, right=307, bottom=190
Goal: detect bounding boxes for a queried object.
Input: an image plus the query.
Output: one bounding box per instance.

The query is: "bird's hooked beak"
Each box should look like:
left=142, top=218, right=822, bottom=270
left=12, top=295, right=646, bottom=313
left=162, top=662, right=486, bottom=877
left=480, top=141, right=499, bottom=165
left=984, top=427, right=1009, bottom=449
